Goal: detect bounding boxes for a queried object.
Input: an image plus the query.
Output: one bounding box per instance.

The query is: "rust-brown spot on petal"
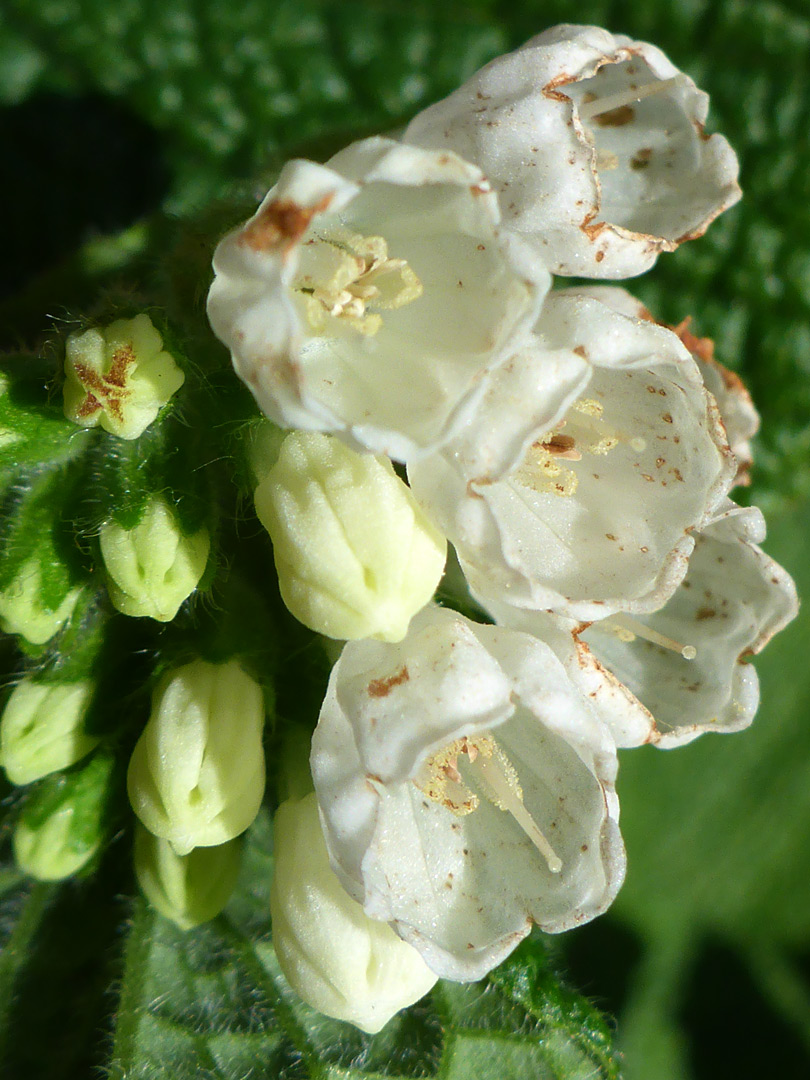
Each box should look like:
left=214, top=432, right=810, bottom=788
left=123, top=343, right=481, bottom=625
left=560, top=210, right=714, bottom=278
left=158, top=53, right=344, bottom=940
left=593, top=104, right=635, bottom=127
left=368, top=665, right=410, bottom=698
left=239, top=193, right=334, bottom=255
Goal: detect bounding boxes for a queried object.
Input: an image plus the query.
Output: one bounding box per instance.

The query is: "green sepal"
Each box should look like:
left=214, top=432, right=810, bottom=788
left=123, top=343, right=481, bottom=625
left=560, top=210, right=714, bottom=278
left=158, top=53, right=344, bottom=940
left=0, top=464, right=90, bottom=646
left=0, top=354, right=94, bottom=486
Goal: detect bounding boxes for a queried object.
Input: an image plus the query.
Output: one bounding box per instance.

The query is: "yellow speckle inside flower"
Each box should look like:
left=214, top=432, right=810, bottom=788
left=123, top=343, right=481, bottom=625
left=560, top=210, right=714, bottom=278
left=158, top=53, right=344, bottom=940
left=292, top=227, right=423, bottom=336
left=414, top=733, right=562, bottom=872
left=513, top=396, right=647, bottom=498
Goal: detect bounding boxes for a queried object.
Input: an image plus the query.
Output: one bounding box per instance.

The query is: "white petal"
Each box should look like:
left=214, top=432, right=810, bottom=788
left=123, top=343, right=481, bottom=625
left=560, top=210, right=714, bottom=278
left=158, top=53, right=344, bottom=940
left=582, top=502, right=799, bottom=746
left=562, top=286, right=760, bottom=486
left=404, top=25, right=740, bottom=278
left=477, top=603, right=655, bottom=749
left=410, top=293, right=736, bottom=620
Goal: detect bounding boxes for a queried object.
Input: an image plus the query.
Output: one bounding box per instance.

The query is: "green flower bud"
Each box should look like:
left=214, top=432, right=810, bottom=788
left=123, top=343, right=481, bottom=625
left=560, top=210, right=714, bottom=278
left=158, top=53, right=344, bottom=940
left=63, top=313, right=185, bottom=440
left=127, top=659, right=266, bottom=855
left=134, top=825, right=242, bottom=929
left=0, top=559, right=81, bottom=644
left=13, top=753, right=114, bottom=881
left=271, top=793, right=438, bottom=1033
left=254, top=432, right=446, bottom=642
left=100, top=497, right=210, bottom=622
left=0, top=678, right=99, bottom=785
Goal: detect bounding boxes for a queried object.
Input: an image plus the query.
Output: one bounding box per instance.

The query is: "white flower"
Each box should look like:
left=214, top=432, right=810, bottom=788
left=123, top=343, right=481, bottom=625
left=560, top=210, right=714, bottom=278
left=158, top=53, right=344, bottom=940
left=568, top=285, right=759, bottom=485
left=207, top=136, right=548, bottom=462
left=127, top=659, right=266, bottom=855
left=271, top=792, right=438, bottom=1032
left=404, top=24, right=740, bottom=278
left=100, top=497, right=210, bottom=622
left=310, top=605, right=624, bottom=982
left=254, top=431, right=446, bottom=641
left=408, top=291, right=735, bottom=621
left=63, top=314, right=185, bottom=440
left=578, top=501, right=799, bottom=747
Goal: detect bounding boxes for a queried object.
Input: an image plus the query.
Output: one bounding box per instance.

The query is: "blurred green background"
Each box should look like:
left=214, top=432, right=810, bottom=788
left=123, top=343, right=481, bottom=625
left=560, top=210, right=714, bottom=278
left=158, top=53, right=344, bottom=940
left=0, top=1, right=808, bottom=1077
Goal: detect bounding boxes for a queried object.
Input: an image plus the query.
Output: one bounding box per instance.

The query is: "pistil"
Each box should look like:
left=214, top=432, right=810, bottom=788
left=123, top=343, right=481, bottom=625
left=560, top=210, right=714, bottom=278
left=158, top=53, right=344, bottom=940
left=595, top=613, right=697, bottom=660
left=577, top=76, right=682, bottom=123
left=415, top=734, right=563, bottom=873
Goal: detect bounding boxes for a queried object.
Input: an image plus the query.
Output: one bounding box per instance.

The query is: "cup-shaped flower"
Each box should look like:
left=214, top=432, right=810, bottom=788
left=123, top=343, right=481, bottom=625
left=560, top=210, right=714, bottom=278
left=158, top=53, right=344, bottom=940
left=127, top=659, right=266, bottom=855
left=13, top=752, right=114, bottom=881
left=0, top=678, right=98, bottom=785
left=568, top=285, right=760, bottom=487
left=578, top=501, right=798, bottom=747
left=404, top=25, right=740, bottom=278
left=311, top=605, right=625, bottom=982
left=207, top=136, right=548, bottom=462
left=134, top=825, right=242, bottom=930
left=408, top=291, right=735, bottom=621
left=100, top=498, right=210, bottom=622
left=271, top=791, right=438, bottom=1031
left=254, top=431, right=446, bottom=641
left=0, top=558, right=81, bottom=644
left=63, top=314, right=185, bottom=440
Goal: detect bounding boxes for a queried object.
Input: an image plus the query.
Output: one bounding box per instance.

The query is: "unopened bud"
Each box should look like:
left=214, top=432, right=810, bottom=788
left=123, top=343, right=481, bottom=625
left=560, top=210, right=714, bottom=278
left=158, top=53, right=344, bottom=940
left=0, top=678, right=99, bottom=785
left=0, top=559, right=81, bottom=644
left=271, top=793, right=437, bottom=1033
left=255, top=432, right=446, bottom=642
left=134, top=825, right=242, bottom=929
left=127, top=659, right=266, bottom=855
left=100, top=498, right=210, bottom=622
left=63, top=313, right=185, bottom=440
left=13, top=752, right=113, bottom=881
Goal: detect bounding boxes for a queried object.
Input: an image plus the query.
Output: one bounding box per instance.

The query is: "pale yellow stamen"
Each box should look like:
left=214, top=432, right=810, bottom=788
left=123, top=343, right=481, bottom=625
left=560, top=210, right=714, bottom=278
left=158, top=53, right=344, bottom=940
left=577, top=77, right=682, bottom=123
left=414, top=734, right=562, bottom=873
left=293, top=227, right=422, bottom=336
left=599, top=613, right=697, bottom=660
left=513, top=397, right=647, bottom=498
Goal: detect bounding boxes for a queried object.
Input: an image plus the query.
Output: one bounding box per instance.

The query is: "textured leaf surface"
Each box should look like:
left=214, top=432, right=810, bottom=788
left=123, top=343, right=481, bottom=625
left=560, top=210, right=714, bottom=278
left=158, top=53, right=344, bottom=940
left=108, top=811, right=620, bottom=1080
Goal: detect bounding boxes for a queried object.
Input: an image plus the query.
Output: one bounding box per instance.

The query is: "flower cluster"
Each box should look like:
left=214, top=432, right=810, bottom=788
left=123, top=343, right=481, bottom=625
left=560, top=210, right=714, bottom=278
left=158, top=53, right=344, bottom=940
left=205, top=22, right=799, bottom=1029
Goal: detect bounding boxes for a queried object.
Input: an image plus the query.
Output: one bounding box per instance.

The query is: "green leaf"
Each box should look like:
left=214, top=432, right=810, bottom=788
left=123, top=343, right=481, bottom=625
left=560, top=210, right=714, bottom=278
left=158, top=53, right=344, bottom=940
left=108, top=810, right=620, bottom=1080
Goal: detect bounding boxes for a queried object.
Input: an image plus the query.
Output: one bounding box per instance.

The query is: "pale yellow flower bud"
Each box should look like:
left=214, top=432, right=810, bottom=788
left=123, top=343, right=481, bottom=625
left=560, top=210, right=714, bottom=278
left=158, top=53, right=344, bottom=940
left=0, top=560, right=81, bottom=644
left=127, top=659, right=266, bottom=855
left=254, top=432, right=446, bottom=642
left=134, top=825, right=242, bottom=930
left=0, top=678, right=99, bottom=785
left=63, top=313, right=184, bottom=440
left=100, top=498, right=210, bottom=622
left=271, top=793, right=437, bottom=1033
